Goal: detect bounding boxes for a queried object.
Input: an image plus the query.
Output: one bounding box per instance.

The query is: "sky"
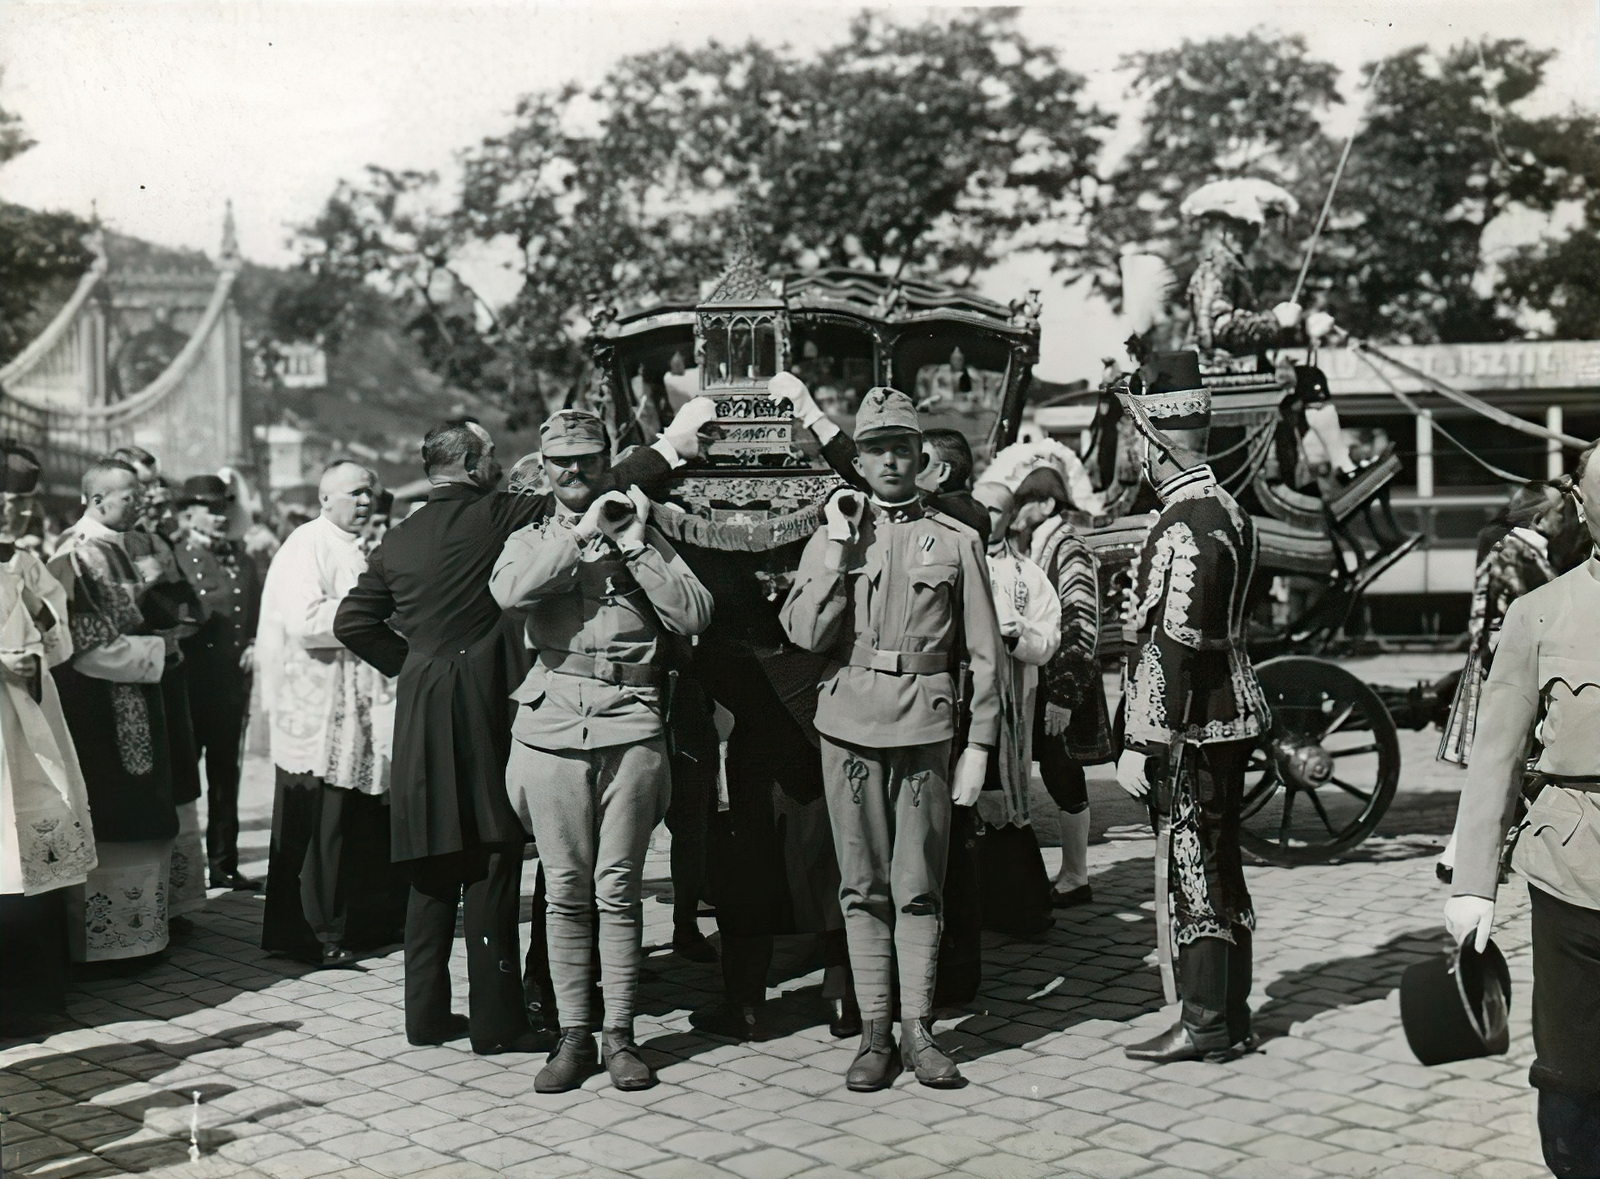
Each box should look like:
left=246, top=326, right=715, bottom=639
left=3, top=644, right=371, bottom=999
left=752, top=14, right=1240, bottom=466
left=3, top=0, right=1597, bottom=382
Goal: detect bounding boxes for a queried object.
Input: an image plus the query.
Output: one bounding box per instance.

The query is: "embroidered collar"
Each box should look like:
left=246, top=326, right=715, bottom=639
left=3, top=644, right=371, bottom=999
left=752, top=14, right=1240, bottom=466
left=1155, top=464, right=1218, bottom=506
left=872, top=495, right=923, bottom=524
left=70, top=515, right=121, bottom=543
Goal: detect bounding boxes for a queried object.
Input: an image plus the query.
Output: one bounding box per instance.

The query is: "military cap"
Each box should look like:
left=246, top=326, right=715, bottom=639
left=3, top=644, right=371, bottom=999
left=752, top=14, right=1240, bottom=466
left=540, top=410, right=608, bottom=459
left=175, top=474, right=233, bottom=510
left=853, top=386, right=921, bottom=441
left=0, top=445, right=41, bottom=495
left=1124, top=351, right=1210, bottom=433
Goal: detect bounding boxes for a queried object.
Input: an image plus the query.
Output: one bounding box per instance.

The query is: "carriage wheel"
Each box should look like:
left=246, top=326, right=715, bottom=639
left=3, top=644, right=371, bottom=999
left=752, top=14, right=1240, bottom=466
left=1238, top=656, right=1400, bottom=866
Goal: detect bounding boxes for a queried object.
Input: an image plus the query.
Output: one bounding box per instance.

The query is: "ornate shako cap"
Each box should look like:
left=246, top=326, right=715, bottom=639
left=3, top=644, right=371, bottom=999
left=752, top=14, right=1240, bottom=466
left=854, top=386, right=921, bottom=441
left=175, top=474, right=232, bottom=510
left=1126, top=351, right=1210, bottom=432
left=0, top=445, right=42, bottom=495
left=540, top=409, right=608, bottom=459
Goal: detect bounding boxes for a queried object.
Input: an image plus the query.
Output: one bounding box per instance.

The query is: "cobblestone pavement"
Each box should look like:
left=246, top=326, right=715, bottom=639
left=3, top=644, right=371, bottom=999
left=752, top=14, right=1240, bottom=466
left=2, top=657, right=1549, bottom=1179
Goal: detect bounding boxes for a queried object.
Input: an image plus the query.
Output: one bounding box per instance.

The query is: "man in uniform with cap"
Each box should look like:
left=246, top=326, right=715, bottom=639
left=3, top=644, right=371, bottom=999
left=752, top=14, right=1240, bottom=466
left=780, top=386, right=1002, bottom=1091
left=335, top=402, right=715, bottom=1056
left=490, top=410, right=714, bottom=1093
left=1114, top=351, right=1272, bottom=1064
left=172, top=475, right=263, bottom=891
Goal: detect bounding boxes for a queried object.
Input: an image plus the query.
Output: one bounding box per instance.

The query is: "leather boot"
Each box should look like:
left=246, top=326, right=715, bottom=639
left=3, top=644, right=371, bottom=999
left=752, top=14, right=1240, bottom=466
left=601, top=1026, right=655, bottom=1091
left=900, top=1018, right=963, bottom=1088
left=844, top=1019, right=901, bottom=1092
left=535, top=1028, right=598, bottom=1093
left=1124, top=1021, right=1207, bottom=1063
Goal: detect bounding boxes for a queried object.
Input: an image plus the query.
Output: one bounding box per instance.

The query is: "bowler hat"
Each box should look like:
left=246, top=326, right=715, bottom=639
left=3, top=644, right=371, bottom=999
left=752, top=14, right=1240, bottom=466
left=175, top=474, right=233, bottom=510
left=1399, top=938, right=1511, bottom=1066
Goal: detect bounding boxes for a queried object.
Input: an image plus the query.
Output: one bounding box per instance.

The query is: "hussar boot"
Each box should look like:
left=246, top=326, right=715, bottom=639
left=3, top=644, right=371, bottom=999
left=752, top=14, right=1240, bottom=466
left=901, top=1017, right=963, bottom=1088
left=845, top=1019, right=901, bottom=1092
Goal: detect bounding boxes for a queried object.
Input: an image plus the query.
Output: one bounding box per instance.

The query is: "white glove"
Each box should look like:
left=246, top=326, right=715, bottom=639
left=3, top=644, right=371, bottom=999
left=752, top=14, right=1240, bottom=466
left=663, top=397, right=719, bottom=461
left=1116, top=748, right=1150, bottom=800
left=951, top=745, right=990, bottom=807
left=1271, top=301, right=1304, bottom=330
left=1305, top=310, right=1336, bottom=342
left=594, top=489, right=643, bottom=547
left=823, top=488, right=864, bottom=543
left=1444, top=895, right=1495, bottom=953
left=575, top=492, right=622, bottom=542
left=770, top=372, right=823, bottom=427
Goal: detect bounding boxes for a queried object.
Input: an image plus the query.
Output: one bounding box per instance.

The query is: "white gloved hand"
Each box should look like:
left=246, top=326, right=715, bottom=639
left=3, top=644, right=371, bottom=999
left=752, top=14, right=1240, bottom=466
left=1444, top=895, right=1495, bottom=953
left=769, top=372, right=823, bottom=427
left=823, top=487, right=864, bottom=543
left=951, top=745, right=990, bottom=807
left=1116, top=748, right=1150, bottom=800
left=1271, top=301, right=1304, bottom=330
left=594, top=490, right=640, bottom=545
left=614, top=485, right=650, bottom=552
left=663, top=397, right=719, bottom=461
left=1305, top=310, right=1336, bottom=342
left=575, top=492, right=623, bottom=543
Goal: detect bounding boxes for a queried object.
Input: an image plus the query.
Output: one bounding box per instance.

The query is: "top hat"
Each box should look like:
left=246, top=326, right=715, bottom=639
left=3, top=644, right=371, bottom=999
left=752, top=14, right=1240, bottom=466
left=1399, top=938, right=1512, bottom=1067
left=540, top=410, right=608, bottom=459
left=0, top=445, right=42, bottom=495
left=175, top=474, right=233, bottom=511
left=854, top=386, right=921, bottom=441
left=1294, top=364, right=1332, bottom=407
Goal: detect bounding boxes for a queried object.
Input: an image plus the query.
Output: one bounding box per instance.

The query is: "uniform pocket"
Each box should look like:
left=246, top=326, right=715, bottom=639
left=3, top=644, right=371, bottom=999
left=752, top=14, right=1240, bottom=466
left=1525, top=788, right=1585, bottom=846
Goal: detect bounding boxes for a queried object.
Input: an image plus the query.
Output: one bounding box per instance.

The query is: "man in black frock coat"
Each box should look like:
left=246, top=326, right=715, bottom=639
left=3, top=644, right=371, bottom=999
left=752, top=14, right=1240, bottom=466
left=334, top=408, right=712, bottom=1054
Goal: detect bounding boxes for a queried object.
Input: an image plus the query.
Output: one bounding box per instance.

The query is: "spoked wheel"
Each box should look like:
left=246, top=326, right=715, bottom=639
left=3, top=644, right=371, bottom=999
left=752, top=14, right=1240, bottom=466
left=1239, top=656, right=1400, bottom=866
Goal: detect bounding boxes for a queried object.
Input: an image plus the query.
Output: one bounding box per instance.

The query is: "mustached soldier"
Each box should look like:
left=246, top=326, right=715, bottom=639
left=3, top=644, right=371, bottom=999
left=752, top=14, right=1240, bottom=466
left=1114, top=352, right=1271, bottom=1063
left=780, top=386, right=1001, bottom=1091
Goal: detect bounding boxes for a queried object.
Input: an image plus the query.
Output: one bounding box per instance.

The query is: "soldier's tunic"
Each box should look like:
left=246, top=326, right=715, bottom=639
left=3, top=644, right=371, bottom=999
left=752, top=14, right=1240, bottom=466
left=175, top=536, right=261, bottom=879
left=493, top=509, right=713, bottom=1031
left=1187, top=241, right=1299, bottom=363
left=1124, top=464, right=1270, bottom=947
left=781, top=498, right=1002, bottom=1021
left=1451, top=559, right=1600, bottom=1172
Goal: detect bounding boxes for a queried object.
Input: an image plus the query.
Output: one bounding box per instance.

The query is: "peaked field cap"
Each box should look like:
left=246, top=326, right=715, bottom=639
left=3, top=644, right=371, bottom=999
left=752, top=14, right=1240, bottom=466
left=175, top=474, right=232, bottom=509
left=1126, top=350, right=1210, bottom=432
left=540, top=409, right=608, bottom=458
left=853, top=386, right=921, bottom=441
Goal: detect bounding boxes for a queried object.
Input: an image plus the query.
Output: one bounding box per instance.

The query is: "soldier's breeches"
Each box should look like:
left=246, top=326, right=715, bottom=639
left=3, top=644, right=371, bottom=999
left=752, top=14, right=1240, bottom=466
left=508, top=739, right=670, bottom=1030
left=820, top=737, right=952, bottom=1021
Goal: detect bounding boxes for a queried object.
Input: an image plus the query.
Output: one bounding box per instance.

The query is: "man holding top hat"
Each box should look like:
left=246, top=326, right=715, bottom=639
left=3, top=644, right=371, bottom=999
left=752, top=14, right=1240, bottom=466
left=1114, top=352, right=1271, bottom=1064
left=172, top=474, right=263, bottom=891
left=780, top=386, right=1002, bottom=1091
left=1445, top=444, right=1600, bottom=1178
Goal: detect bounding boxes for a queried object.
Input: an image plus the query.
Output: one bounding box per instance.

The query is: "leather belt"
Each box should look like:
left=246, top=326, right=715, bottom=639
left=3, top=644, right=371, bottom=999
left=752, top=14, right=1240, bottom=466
left=1528, top=772, right=1600, bottom=794
left=538, top=649, right=658, bottom=687
left=844, top=645, right=950, bottom=675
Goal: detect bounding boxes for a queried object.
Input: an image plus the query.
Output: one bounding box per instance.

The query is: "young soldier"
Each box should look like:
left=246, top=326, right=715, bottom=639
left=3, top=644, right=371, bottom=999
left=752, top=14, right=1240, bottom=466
left=1114, top=352, right=1271, bottom=1064
left=491, top=410, right=714, bottom=1093
left=780, top=386, right=1001, bottom=1091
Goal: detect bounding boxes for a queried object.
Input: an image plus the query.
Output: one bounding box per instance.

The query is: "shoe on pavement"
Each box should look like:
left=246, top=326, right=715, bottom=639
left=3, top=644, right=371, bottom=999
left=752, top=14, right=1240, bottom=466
left=473, top=1028, right=557, bottom=1057
left=210, top=870, right=262, bottom=891
left=845, top=1019, right=901, bottom=1092
left=317, top=942, right=357, bottom=969
left=1050, top=884, right=1094, bottom=908
left=601, top=1027, right=655, bottom=1091
left=829, top=994, right=862, bottom=1039
left=1125, top=1021, right=1249, bottom=1064
left=535, top=1029, right=598, bottom=1092
left=671, top=927, right=719, bottom=964
left=408, top=1013, right=469, bottom=1047
left=901, top=1018, right=964, bottom=1088
left=691, top=1002, right=769, bottom=1042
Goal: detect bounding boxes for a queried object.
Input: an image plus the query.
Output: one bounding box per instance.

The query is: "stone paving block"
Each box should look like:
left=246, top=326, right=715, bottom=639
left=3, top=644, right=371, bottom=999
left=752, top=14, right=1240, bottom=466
left=1044, top=1145, right=1157, bottom=1178
left=1305, top=1148, right=1393, bottom=1177
left=860, top=1154, right=948, bottom=1179
left=254, top=1148, right=352, bottom=1179
left=1220, top=1158, right=1321, bottom=1179
left=1151, top=1139, right=1248, bottom=1173
left=562, top=1132, right=673, bottom=1172
left=1089, top=1119, right=1181, bottom=1156
left=954, top=1151, right=1056, bottom=1179
left=1166, top=1117, right=1269, bottom=1148
left=362, top=1145, right=459, bottom=1177
left=744, top=1119, right=835, bottom=1151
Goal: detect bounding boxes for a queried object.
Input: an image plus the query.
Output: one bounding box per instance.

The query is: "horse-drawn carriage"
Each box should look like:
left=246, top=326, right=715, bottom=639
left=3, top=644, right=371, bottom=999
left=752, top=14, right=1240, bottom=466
left=585, top=247, right=1422, bottom=867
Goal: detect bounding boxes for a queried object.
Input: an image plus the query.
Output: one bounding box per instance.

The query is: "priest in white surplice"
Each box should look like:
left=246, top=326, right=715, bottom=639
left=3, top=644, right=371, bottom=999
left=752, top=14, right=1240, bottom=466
left=258, top=461, right=404, bottom=967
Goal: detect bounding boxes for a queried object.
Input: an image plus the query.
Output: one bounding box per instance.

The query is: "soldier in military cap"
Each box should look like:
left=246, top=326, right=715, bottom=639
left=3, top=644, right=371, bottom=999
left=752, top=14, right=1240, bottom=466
left=172, top=475, right=263, bottom=890
left=491, top=409, right=714, bottom=1093
left=1114, top=352, right=1272, bottom=1064
left=780, top=386, right=1003, bottom=1091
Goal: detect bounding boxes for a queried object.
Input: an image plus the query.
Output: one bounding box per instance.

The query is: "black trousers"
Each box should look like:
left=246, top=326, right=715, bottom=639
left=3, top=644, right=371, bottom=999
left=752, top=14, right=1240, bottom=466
left=190, top=669, right=249, bottom=876
left=1529, top=886, right=1600, bottom=1178
left=0, top=891, right=69, bottom=1026
left=405, top=842, right=529, bottom=1048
